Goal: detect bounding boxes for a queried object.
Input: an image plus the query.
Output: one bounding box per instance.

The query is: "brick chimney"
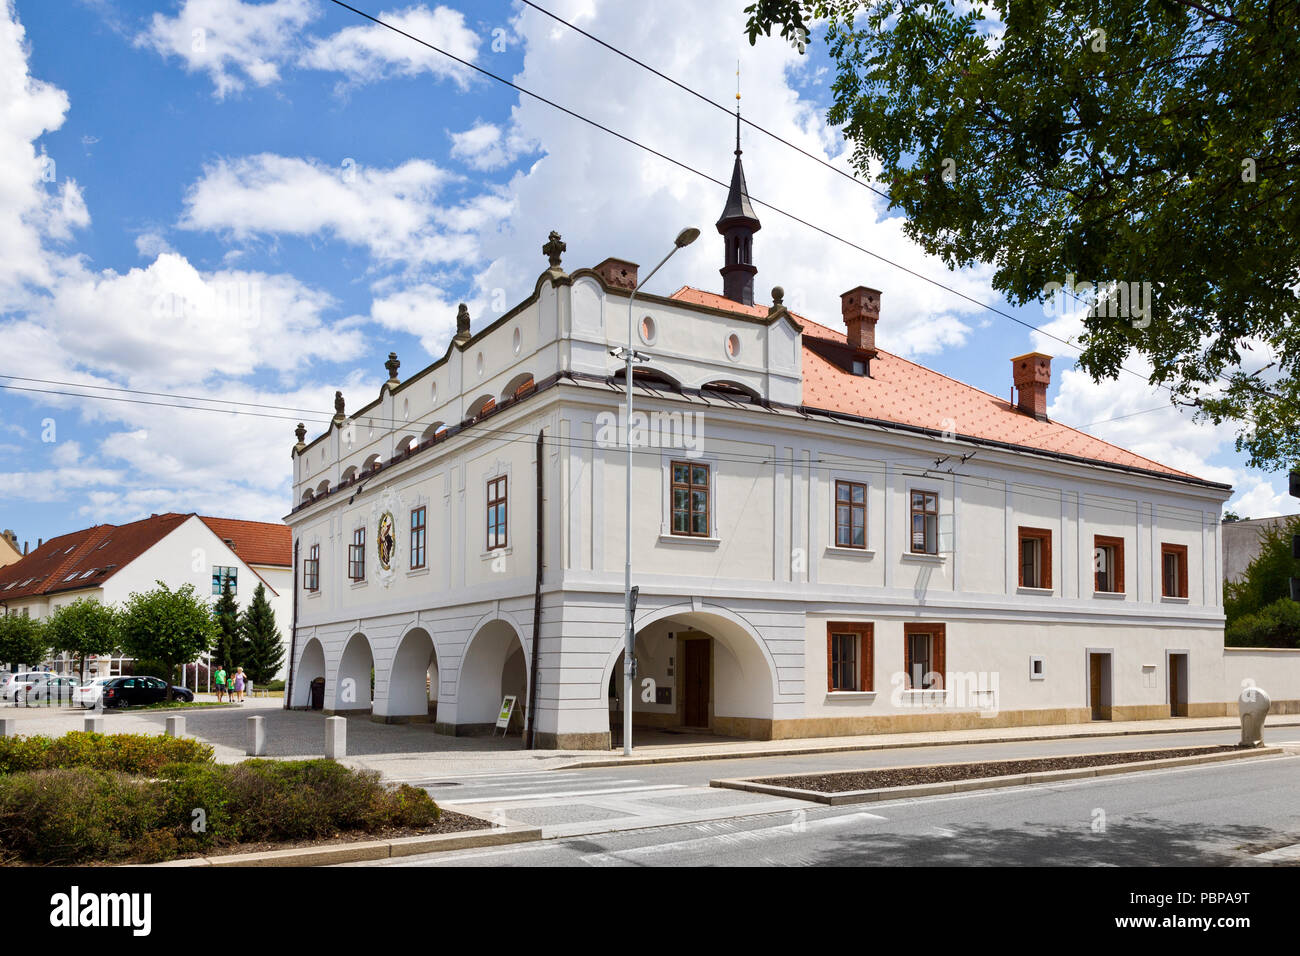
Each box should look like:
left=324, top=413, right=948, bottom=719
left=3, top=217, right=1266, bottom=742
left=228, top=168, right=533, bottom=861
left=593, top=257, right=639, bottom=291
left=841, top=286, right=881, bottom=354
left=1011, top=352, right=1052, bottom=421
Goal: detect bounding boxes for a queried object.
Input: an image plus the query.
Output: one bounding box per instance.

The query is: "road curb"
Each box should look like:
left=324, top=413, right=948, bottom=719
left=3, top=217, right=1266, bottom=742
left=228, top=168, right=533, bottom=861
left=135, top=824, right=542, bottom=867
left=558, top=721, right=1300, bottom=770
left=710, top=746, right=1286, bottom=806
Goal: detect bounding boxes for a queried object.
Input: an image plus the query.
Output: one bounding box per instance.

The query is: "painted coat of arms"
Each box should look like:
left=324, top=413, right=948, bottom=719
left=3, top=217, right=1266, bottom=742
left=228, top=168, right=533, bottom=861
left=377, top=511, right=396, bottom=571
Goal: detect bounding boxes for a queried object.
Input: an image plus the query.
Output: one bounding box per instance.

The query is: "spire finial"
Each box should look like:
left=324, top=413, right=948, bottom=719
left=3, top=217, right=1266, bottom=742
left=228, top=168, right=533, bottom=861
left=735, top=60, right=742, bottom=155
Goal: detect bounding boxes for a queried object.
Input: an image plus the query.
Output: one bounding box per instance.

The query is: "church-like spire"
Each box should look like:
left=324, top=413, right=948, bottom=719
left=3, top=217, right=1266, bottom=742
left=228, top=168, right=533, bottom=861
left=717, top=79, right=761, bottom=305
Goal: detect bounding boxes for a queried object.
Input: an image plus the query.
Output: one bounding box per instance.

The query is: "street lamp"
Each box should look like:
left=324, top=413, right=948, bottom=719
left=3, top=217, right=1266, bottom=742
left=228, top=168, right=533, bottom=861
left=619, top=226, right=699, bottom=755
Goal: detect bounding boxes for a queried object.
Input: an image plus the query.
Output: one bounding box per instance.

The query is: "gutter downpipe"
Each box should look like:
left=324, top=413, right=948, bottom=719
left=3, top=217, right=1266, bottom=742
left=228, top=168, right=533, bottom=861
left=526, top=429, right=544, bottom=749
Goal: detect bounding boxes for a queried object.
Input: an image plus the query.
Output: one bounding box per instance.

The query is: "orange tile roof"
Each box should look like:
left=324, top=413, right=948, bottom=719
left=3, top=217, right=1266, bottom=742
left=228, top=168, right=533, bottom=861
left=0, top=513, right=292, bottom=603
left=0, top=514, right=189, bottom=601
left=198, top=516, right=292, bottom=568
left=670, top=286, right=1206, bottom=483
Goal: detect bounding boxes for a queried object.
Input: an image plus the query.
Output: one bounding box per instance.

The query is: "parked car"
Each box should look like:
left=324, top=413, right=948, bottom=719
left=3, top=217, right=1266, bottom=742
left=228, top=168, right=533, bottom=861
left=0, top=672, right=46, bottom=703
left=27, top=674, right=80, bottom=705
left=72, top=677, right=115, bottom=708
left=101, top=676, right=194, bottom=708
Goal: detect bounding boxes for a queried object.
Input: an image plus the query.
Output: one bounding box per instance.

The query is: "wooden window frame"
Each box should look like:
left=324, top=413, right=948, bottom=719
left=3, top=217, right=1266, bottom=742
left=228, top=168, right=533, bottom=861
left=410, top=506, right=427, bottom=569
left=348, top=528, right=366, bottom=581
left=834, top=480, right=868, bottom=549
left=1094, top=535, right=1125, bottom=594
left=1161, top=543, right=1189, bottom=598
left=670, top=461, right=711, bottom=537
left=903, top=622, right=946, bottom=690
left=486, top=475, right=509, bottom=550
left=826, top=622, right=873, bottom=692
left=1017, top=526, right=1053, bottom=589
left=304, top=544, right=320, bottom=592
left=909, top=490, right=939, bottom=554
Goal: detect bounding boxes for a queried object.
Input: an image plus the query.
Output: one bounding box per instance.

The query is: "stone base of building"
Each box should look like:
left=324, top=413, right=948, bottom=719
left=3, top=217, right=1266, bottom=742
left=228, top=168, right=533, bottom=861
left=536, top=731, right=613, bottom=750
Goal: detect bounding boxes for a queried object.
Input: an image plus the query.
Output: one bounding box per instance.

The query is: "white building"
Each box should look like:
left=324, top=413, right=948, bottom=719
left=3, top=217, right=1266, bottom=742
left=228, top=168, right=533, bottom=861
left=285, top=138, right=1300, bottom=747
left=0, top=513, right=292, bottom=678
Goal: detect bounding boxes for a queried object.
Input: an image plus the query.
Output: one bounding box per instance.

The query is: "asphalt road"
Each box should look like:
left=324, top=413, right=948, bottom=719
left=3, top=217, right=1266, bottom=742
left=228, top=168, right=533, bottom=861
left=371, top=750, right=1300, bottom=866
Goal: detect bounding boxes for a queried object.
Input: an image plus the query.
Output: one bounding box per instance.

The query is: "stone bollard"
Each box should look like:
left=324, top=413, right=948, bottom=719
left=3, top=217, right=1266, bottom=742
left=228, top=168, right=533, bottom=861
left=247, top=715, right=266, bottom=756
left=165, top=715, right=185, bottom=738
left=1238, top=685, right=1271, bottom=748
left=84, top=716, right=104, bottom=734
left=325, top=715, right=346, bottom=760
left=0, top=718, right=15, bottom=738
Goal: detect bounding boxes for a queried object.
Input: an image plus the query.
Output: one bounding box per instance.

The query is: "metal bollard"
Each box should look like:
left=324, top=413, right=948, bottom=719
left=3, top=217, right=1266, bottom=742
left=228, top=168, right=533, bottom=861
left=325, top=715, right=346, bottom=759
left=84, top=716, right=104, bottom=734
left=247, top=715, right=266, bottom=756
left=165, top=715, right=185, bottom=738
left=0, top=718, right=15, bottom=738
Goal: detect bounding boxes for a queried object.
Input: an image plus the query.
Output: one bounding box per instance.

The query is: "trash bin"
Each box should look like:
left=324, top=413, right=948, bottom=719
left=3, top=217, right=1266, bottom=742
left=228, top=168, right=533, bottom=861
left=309, top=676, right=325, bottom=711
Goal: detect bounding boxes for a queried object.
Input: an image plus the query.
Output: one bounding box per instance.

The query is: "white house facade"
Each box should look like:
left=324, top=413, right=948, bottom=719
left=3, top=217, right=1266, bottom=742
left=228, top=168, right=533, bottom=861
left=0, top=513, right=293, bottom=678
left=284, top=143, right=1300, bottom=748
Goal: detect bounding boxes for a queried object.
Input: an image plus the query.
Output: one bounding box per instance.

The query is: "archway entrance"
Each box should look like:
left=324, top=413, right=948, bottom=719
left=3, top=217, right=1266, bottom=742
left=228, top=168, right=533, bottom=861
left=336, top=633, right=375, bottom=712
left=292, top=638, right=326, bottom=709
left=385, top=627, right=439, bottom=722
left=456, top=620, right=528, bottom=735
left=606, top=610, right=776, bottom=748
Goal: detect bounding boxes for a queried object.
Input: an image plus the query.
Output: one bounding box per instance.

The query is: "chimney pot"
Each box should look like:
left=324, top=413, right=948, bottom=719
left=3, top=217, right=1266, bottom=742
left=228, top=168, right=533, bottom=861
left=1011, top=352, right=1052, bottom=421
left=593, top=257, right=639, bottom=291
left=840, top=285, right=881, bottom=354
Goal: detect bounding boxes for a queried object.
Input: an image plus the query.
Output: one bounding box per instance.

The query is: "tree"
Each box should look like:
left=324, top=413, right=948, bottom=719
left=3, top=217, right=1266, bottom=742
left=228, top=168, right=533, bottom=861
left=46, top=599, right=120, bottom=681
left=240, top=582, right=285, bottom=685
left=744, top=1, right=1300, bottom=470
left=0, top=614, right=47, bottom=670
left=1224, top=513, right=1300, bottom=629
left=212, top=577, right=242, bottom=670
left=118, top=582, right=217, bottom=701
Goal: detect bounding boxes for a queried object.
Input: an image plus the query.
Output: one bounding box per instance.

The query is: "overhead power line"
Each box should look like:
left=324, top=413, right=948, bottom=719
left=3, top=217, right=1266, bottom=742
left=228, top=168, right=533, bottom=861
left=322, top=0, right=1175, bottom=398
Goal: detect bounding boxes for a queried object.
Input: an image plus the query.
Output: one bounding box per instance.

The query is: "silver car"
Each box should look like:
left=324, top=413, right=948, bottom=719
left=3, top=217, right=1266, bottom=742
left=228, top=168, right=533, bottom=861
left=0, top=671, right=46, bottom=703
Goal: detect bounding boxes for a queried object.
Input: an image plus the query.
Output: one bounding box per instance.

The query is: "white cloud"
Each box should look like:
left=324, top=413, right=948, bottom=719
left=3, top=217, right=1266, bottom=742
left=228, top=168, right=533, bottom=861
left=136, top=1, right=478, bottom=98
left=358, top=282, right=487, bottom=356
left=134, top=230, right=173, bottom=258
left=50, top=440, right=81, bottom=467
left=462, top=0, right=998, bottom=358
left=449, top=121, right=532, bottom=171
left=135, top=0, right=317, bottom=99
left=0, top=5, right=85, bottom=309
left=178, top=153, right=509, bottom=268
left=299, top=4, right=479, bottom=89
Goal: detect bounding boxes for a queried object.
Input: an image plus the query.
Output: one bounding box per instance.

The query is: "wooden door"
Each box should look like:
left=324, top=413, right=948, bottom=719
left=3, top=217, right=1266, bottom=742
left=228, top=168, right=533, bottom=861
left=683, top=639, right=710, bottom=728
left=1169, top=654, right=1187, bottom=717
left=1089, top=655, right=1105, bottom=720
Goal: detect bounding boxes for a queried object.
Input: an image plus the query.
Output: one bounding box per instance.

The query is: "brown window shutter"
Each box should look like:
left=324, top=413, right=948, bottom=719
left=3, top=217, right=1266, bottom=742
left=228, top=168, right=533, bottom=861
left=826, top=629, right=834, bottom=692
left=933, top=627, right=946, bottom=690
left=1179, top=548, right=1188, bottom=597
left=903, top=633, right=912, bottom=689
left=861, top=625, right=873, bottom=692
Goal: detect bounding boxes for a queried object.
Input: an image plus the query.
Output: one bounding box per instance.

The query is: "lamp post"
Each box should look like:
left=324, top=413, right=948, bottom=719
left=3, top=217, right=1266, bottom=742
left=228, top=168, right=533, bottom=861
left=620, top=226, right=699, bottom=756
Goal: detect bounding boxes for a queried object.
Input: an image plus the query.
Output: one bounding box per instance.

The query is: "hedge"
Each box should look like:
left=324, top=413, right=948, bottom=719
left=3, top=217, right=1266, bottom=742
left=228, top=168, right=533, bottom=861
left=0, top=760, right=440, bottom=865
left=0, top=731, right=214, bottom=775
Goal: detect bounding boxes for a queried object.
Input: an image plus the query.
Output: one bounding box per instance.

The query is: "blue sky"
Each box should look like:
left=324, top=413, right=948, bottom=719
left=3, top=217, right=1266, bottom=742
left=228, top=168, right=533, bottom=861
left=0, top=0, right=1290, bottom=548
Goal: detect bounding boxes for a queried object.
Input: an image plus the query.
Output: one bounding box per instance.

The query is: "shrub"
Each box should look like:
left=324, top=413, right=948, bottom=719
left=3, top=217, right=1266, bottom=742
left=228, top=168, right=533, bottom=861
left=0, top=769, right=160, bottom=865
left=0, top=732, right=214, bottom=775
left=1225, top=598, right=1300, bottom=648
left=0, top=756, right=443, bottom=864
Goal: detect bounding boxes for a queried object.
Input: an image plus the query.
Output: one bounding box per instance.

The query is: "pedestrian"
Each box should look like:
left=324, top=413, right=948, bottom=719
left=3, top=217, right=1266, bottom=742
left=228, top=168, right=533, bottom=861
left=233, top=667, right=246, bottom=703
left=214, top=664, right=227, bottom=703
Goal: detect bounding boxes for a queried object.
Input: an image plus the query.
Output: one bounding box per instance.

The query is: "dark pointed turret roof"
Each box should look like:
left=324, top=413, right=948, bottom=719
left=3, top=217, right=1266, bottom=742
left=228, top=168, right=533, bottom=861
left=716, top=111, right=760, bottom=231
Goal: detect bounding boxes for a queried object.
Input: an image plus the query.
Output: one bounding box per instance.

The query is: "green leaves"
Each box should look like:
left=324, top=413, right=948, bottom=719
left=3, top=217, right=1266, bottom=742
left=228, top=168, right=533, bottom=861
left=746, top=0, right=1300, bottom=469
left=118, top=581, right=217, bottom=686
left=46, top=599, right=120, bottom=677
left=0, top=614, right=47, bottom=669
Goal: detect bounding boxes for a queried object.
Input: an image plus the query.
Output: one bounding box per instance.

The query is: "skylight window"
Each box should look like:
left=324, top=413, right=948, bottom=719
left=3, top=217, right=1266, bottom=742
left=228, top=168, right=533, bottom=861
left=80, top=569, right=96, bottom=579
left=63, top=573, right=78, bottom=581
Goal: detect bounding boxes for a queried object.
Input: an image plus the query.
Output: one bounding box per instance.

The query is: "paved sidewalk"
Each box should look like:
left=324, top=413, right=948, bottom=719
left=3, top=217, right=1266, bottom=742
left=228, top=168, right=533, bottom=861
left=4, top=702, right=1297, bottom=779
